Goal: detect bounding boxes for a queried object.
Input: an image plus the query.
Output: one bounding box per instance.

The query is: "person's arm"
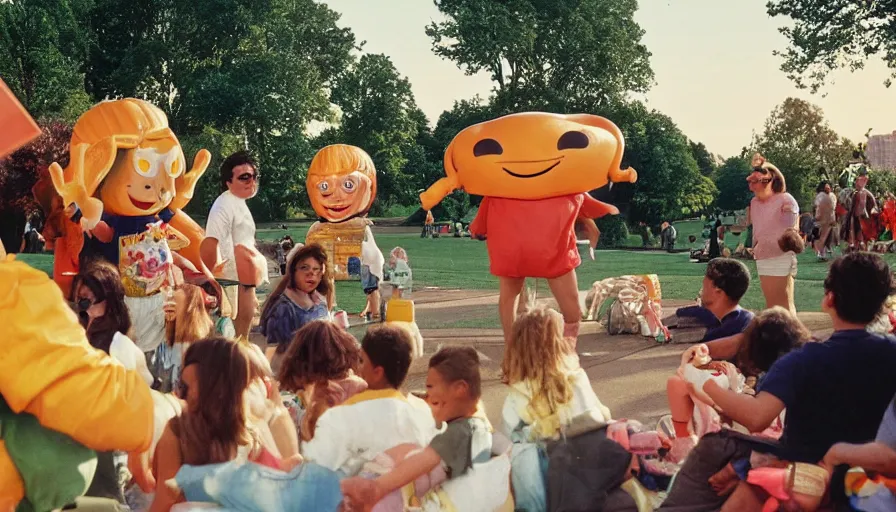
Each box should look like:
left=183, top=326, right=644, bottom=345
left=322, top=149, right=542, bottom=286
left=704, top=332, right=744, bottom=360
left=469, top=197, right=490, bottom=239
left=149, top=424, right=184, bottom=512
left=823, top=442, right=896, bottom=477
left=201, top=204, right=231, bottom=274
left=342, top=447, right=443, bottom=506
left=702, top=383, right=785, bottom=433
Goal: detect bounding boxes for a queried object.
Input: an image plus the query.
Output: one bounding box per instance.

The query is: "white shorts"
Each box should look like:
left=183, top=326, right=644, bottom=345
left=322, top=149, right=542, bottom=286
left=124, top=293, right=166, bottom=352
left=755, top=253, right=798, bottom=277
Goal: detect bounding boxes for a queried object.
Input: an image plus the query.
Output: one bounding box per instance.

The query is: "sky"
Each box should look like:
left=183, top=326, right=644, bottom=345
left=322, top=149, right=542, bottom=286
left=322, top=0, right=896, bottom=158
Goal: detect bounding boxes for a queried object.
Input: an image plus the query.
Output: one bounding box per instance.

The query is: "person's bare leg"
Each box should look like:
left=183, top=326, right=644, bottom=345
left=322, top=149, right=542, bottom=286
left=759, top=275, right=795, bottom=315
left=235, top=244, right=265, bottom=339
left=499, top=277, right=527, bottom=347
left=517, top=279, right=530, bottom=315
left=709, top=463, right=739, bottom=496
left=547, top=270, right=583, bottom=350
left=370, top=290, right=381, bottom=320
left=667, top=376, right=695, bottom=437
left=720, top=481, right=766, bottom=512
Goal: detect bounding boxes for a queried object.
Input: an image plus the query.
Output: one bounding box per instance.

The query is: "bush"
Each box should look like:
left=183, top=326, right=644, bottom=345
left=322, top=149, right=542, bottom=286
left=596, top=216, right=630, bottom=248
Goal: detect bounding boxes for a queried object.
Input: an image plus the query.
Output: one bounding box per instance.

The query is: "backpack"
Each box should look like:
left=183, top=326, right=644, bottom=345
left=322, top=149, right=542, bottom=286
left=606, top=299, right=641, bottom=335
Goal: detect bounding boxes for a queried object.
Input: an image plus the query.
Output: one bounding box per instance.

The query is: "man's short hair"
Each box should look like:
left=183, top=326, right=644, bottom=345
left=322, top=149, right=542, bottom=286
left=824, top=252, right=895, bottom=324
left=361, top=325, right=413, bottom=389
left=220, top=150, right=256, bottom=191
left=705, top=258, right=750, bottom=302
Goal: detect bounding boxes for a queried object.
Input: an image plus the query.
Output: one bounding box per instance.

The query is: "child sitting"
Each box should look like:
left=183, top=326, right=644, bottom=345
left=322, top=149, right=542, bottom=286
left=340, top=346, right=493, bottom=509
left=276, top=320, right=368, bottom=443
left=500, top=306, right=612, bottom=512
left=667, top=307, right=808, bottom=463
left=301, top=325, right=437, bottom=476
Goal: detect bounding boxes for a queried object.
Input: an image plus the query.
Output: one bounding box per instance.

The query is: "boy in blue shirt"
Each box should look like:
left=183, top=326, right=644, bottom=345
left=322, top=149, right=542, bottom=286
left=693, top=252, right=896, bottom=510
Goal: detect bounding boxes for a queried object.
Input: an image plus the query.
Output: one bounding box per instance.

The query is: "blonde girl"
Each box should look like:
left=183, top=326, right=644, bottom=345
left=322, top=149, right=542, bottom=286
left=501, top=306, right=612, bottom=512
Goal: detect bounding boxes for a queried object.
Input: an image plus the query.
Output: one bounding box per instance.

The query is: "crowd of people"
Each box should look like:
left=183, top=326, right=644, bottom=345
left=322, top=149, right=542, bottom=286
left=13, top=147, right=896, bottom=512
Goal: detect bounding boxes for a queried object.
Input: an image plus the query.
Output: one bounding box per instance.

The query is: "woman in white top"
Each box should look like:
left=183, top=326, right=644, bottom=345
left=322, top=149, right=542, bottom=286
left=72, top=262, right=153, bottom=385
left=71, top=262, right=153, bottom=504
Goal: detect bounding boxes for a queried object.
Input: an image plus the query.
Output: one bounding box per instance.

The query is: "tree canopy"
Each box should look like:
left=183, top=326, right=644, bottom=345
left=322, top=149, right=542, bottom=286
left=767, top=0, right=896, bottom=92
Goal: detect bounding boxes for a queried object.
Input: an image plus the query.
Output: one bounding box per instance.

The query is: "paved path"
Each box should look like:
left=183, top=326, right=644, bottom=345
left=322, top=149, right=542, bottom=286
left=251, top=286, right=834, bottom=430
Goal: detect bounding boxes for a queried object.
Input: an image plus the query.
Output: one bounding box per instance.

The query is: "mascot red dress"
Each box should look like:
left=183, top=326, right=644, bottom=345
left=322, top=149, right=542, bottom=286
left=420, top=113, right=637, bottom=346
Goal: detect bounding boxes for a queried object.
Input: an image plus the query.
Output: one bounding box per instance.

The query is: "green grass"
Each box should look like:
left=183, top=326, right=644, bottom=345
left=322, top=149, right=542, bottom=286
left=19, top=226, right=896, bottom=329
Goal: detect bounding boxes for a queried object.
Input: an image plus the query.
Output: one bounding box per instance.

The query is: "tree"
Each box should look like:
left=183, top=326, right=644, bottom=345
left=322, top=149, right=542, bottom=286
left=689, top=140, right=717, bottom=177
left=82, top=0, right=357, bottom=221
left=611, top=102, right=718, bottom=225
left=751, top=97, right=854, bottom=206
left=714, top=157, right=754, bottom=211
left=767, top=0, right=896, bottom=93
left=427, top=0, right=654, bottom=111
left=0, top=120, right=72, bottom=252
left=325, top=54, right=428, bottom=211
left=0, top=0, right=93, bottom=121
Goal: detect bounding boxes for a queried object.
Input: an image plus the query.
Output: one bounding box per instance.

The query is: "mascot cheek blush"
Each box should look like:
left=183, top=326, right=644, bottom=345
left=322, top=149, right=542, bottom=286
left=420, top=112, right=637, bottom=347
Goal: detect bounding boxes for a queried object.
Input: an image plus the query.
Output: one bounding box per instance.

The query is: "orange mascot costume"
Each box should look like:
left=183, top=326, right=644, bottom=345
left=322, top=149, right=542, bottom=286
left=305, top=144, right=378, bottom=281
left=36, top=99, right=211, bottom=353
left=420, top=113, right=637, bottom=346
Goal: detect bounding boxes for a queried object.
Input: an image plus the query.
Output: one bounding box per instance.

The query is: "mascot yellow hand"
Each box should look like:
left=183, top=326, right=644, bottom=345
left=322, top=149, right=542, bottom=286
left=0, top=256, right=153, bottom=453
left=170, top=149, right=212, bottom=211
left=47, top=143, right=104, bottom=230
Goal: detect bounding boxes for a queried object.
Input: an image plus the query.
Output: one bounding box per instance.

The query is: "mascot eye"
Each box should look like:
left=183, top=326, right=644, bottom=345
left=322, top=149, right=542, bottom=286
left=473, top=138, right=503, bottom=157
left=132, top=149, right=160, bottom=178
left=342, top=178, right=356, bottom=192
left=165, top=149, right=185, bottom=178
left=557, top=131, right=590, bottom=150
left=318, top=182, right=330, bottom=193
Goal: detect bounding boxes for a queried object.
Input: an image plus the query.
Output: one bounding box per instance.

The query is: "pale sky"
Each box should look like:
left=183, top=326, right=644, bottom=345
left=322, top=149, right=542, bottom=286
left=322, top=0, right=896, bottom=157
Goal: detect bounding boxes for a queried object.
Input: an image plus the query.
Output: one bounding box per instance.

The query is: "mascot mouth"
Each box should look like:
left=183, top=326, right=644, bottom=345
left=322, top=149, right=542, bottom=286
left=129, top=195, right=156, bottom=210
left=326, top=205, right=350, bottom=213
left=501, top=158, right=562, bottom=179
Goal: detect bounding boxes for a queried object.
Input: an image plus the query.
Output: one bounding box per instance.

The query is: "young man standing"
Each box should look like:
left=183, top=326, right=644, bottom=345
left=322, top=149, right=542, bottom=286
left=200, top=151, right=268, bottom=340
left=684, top=252, right=896, bottom=511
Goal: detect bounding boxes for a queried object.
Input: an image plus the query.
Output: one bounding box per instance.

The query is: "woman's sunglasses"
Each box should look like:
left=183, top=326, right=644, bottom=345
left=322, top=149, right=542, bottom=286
left=236, top=172, right=260, bottom=183
left=75, top=298, right=98, bottom=311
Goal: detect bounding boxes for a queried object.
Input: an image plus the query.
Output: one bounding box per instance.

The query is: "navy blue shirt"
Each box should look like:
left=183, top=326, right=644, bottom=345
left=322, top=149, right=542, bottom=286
left=704, top=308, right=754, bottom=342
left=83, top=209, right=175, bottom=265
left=759, top=329, right=896, bottom=463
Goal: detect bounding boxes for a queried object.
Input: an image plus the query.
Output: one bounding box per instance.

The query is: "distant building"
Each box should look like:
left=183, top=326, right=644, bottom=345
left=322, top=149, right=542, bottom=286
left=866, top=131, right=896, bottom=171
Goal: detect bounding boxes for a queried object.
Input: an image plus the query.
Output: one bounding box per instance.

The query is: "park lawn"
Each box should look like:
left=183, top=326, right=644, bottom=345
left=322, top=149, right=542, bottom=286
left=19, top=223, right=896, bottom=330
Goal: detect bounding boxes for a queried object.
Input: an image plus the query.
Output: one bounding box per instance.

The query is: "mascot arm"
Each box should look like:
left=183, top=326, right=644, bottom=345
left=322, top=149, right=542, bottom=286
left=0, top=259, right=153, bottom=453
left=580, top=195, right=619, bottom=219
left=170, top=149, right=211, bottom=212
left=420, top=177, right=459, bottom=212
left=167, top=210, right=206, bottom=271
left=469, top=197, right=490, bottom=238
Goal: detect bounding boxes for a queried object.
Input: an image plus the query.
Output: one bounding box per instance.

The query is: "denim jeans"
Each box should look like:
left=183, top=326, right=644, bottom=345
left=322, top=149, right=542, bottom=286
left=510, top=442, right=548, bottom=512
left=175, top=460, right=343, bottom=512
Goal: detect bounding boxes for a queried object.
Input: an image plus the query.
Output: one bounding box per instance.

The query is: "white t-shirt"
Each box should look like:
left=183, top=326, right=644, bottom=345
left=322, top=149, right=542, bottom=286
left=109, top=331, right=154, bottom=387
left=360, top=226, right=384, bottom=281
left=205, top=190, right=257, bottom=282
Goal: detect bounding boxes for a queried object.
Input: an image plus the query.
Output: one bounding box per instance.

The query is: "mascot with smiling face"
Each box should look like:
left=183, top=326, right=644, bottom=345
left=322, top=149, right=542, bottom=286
left=40, top=98, right=211, bottom=354
left=420, top=113, right=637, bottom=350
left=304, top=144, right=380, bottom=282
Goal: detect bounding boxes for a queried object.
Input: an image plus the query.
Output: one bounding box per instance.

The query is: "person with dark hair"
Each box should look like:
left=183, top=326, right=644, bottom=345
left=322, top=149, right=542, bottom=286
left=672, top=258, right=754, bottom=344
left=678, top=252, right=896, bottom=511
left=200, top=150, right=268, bottom=340
left=260, top=243, right=333, bottom=372
left=299, top=324, right=436, bottom=476
left=277, top=320, right=367, bottom=443
left=341, top=345, right=493, bottom=509
left=71, top=262, right=153, bottom=505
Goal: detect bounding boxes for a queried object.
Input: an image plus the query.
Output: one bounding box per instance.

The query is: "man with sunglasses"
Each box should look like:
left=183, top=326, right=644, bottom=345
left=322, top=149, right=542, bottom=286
left=200, top=151, right=269, bottom=340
